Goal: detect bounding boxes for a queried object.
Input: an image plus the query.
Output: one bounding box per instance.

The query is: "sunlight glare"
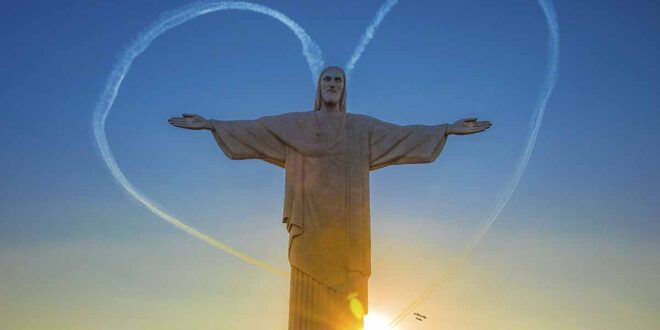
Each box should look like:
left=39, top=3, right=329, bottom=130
left=363, top=312, right=392, bottom=330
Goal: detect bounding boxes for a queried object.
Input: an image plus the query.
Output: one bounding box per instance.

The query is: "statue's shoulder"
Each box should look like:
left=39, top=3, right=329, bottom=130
left=257, top=111, right=315, bottom=128
left=261, top=111, right=312, bottom=120
left=347, top=112, right=380, bottom=126
left=258, top=111, right=308, bottom=120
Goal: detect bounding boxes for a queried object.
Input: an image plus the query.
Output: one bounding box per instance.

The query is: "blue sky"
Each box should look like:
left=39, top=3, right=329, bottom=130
left=1, top=1, right=659, bottom=329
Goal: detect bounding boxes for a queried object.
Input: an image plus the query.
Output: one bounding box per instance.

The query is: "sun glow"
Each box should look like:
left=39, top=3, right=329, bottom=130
left=364, top=312, right=392, bottom=330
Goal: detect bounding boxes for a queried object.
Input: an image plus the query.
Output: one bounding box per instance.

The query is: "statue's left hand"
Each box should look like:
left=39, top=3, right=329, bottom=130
left=447, top=117, right=492, bottom=135
left=168, top=114, right=212, bottom=130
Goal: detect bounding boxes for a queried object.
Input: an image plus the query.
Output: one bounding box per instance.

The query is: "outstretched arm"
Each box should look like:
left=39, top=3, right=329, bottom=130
left=446, top=117, right=492, bottom=135
left=168, top=114, right=213, bottom=130
left=368, top=117, right=492, bottom=170
left=168, top=113, right=286, bottom=167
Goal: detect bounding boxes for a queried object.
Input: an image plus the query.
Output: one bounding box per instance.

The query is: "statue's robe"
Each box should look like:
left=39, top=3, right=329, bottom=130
left=210, top=111, right=448, bottom=330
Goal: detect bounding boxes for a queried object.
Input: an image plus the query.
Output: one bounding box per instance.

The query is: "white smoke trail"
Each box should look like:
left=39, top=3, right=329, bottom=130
left=345, top=0, right=399, bottom=77
left=93, top=1, right=325, bottom=277
left=389, top=0, right=560, bottom=327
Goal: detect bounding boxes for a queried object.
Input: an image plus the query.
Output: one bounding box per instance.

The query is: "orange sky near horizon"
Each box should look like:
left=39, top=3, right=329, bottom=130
left=2, top=216, right=657, bottom=330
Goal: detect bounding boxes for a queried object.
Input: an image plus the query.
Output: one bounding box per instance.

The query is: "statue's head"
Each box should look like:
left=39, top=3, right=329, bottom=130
left=314, top=66, right=346, bottom=112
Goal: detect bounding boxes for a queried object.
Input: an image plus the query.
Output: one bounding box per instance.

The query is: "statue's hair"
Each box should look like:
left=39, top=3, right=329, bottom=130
left=313, top=66, right=347, bottom=112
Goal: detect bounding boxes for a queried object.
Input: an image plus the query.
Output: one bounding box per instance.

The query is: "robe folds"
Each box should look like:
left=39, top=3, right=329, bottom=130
left=210, top=111, right=448, bottom=323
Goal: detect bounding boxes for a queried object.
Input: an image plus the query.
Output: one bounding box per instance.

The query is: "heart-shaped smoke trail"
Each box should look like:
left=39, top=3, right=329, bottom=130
left=93, top=0, right=559, bottom=324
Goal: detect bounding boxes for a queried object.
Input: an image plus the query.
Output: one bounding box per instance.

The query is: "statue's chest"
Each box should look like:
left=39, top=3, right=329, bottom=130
left=279, top=114, right=369, bottom=157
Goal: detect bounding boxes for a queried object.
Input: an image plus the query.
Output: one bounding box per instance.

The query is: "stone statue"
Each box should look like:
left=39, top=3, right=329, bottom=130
left=168, top=66, right=491, bottom=330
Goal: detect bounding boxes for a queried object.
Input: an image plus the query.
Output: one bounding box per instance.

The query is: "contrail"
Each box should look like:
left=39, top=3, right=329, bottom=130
left=389, top=0, right=560, bottom=327
left=93, top=1, right=325, bottom=277
left=345, top=0, right=399, bottom=78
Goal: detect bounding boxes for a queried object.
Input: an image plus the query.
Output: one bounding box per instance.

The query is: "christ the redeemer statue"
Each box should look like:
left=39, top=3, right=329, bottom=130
left=168, top=66, right=491, bottom=330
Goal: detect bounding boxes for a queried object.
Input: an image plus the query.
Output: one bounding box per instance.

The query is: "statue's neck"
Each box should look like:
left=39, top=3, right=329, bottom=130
left=319, top=101, right=341, bottom=113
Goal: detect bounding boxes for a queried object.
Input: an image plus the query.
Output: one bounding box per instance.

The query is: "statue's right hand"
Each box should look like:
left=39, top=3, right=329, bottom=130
left=168, top=113, right=211, bottom=130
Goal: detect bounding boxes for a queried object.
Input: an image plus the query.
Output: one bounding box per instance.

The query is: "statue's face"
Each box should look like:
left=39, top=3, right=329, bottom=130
left=320, top=68, right=344, bottom=105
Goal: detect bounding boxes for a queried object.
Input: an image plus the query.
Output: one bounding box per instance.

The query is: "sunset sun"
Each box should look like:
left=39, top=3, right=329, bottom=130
left=363, top=312, right=392, bottom=330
